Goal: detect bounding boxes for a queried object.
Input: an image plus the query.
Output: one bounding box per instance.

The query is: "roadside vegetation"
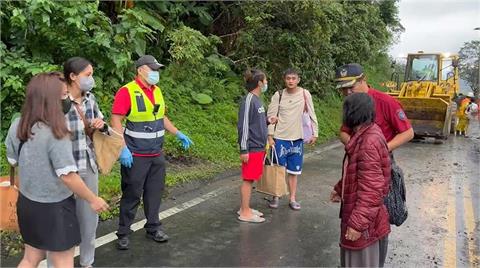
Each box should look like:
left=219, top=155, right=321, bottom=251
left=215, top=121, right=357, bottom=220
left=0, top=0, right=401, bottom=258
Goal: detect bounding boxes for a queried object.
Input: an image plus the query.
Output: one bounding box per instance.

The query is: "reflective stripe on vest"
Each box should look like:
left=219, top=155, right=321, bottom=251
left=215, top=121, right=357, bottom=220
left=125, top=129, right=165, bottom=139
left=124, top=80, right=166, bottom=154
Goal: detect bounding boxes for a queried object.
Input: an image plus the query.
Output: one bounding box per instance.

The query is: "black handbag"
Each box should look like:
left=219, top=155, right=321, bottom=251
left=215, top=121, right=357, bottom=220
left=384, top=156, right=408, bottom=226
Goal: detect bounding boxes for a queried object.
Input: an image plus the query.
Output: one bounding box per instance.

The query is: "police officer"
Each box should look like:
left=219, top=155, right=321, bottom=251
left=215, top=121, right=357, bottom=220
left=331, top=63, right=414, bottom=267
left=111, top=55, right=193, bottom=250
left=334, top=63, right=414, bottom=150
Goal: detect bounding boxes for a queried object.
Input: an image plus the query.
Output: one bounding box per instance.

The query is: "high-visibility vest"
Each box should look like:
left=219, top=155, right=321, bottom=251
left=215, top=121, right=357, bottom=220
left=457, top=98, right=470, bottom=118
left=124, top=80, right=165, bottom=154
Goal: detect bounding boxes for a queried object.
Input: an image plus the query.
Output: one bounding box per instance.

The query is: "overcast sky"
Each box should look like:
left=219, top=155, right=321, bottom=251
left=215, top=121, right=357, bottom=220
left=389, top=0, right=480, bottom=58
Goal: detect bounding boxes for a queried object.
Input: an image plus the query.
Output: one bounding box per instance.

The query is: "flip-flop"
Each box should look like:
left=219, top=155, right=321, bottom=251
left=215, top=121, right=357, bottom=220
left=236, top=209, right=264, bottom=217
left=268, top=196, right=280, bottom=209
left=238, top=214, right=266, bottom=223
left=289, top=201, right=301, bottom=210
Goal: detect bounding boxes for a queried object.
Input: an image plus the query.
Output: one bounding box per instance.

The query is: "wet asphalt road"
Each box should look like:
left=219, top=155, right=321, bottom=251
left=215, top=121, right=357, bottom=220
left=3, top=122, right=479, bottom=267
left=91, top=120, right=478, bottom=267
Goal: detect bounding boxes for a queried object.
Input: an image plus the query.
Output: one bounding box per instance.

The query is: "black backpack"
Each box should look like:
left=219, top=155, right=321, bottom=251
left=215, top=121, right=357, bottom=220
left=384, top=157, right=408, bottom=226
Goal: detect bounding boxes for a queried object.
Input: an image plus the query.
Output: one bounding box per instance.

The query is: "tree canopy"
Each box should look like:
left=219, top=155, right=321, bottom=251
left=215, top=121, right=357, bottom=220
left=459, top=40, right=480, bottom=97
left=1, top=0, right=402, bottom=139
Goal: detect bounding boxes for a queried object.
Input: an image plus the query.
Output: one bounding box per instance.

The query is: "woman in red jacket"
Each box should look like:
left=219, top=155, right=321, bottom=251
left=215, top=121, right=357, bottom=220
left=331, top=93, right=391, bottom=267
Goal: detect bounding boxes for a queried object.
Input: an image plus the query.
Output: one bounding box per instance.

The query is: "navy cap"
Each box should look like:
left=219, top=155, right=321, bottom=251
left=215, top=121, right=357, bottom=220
left=135, top=55, right=164, bottom=70
left=335, top=63, right=364, bottom=89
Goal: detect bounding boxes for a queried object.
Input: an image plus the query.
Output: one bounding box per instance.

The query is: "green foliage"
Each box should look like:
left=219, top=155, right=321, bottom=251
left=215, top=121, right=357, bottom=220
left=363, top=53, right=396, bottom=91
left=136, top=1, right=213, bottom=27
left=0, top=230, right=23, bottom=258
left=218, top=0, right=401, bottom=97
left=0, top=43, right=58, bottom=140
left=1, top=0, right=399, bottom=138
left=232, top=1, right=336, bottom=95
left=0, top=143, right=8, bottom=175
left=0, top=0, right=398, bottom=193
left=192, top=93, right=213, bottom=105
left=0, top=0, right=400, bottom=258
left=160, top=67, right=243, bottom=162
left=1, top=0, right=163, bottom=133
left=378, top=0, right=404, bottom=35
left=167, top=25, right=217, bottom=65
left=313, top=96, right=343, bottom=142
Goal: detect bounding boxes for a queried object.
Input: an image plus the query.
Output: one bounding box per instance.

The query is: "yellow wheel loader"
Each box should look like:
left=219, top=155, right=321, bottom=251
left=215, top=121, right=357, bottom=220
left=386, top=52, right=459, bottom=139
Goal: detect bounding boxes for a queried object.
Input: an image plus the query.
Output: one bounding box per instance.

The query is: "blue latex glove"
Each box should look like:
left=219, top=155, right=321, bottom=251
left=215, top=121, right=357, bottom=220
left=176, top=131, right=193, bottom=150
left=119, top=146, right=133, bottom=168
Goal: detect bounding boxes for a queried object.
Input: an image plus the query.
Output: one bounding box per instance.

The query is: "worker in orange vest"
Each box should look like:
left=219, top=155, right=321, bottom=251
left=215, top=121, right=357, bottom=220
left=456, top=92, right=474, bottom=136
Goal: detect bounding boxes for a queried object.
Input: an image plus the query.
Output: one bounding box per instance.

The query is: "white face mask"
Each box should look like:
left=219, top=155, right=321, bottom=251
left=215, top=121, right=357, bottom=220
left=261, top=82, right=268, bottom=93
left=79, top=76, right=95, bottom=92
left=146, top=71, right=160, bottom=85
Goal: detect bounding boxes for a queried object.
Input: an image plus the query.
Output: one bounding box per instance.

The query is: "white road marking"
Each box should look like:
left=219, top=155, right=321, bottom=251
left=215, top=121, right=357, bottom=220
left=38, top=142, right=341, bottom=267
left=39, top=185, right=236, bottom=267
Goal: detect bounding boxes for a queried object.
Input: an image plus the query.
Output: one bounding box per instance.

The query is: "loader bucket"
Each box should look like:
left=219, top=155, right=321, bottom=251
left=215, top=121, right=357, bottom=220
left=396, top=97, right=452, bottom=138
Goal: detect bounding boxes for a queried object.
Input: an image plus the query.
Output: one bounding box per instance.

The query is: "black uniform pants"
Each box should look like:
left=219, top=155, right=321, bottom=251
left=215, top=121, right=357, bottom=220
left=117, top=154, right=166, bottom=237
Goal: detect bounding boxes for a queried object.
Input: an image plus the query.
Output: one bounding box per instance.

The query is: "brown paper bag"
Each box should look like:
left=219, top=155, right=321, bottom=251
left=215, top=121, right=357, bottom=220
left=0, top=167, right=19, bottom=231
left=256, top=147, right=288, bottom=197
left=93, top=128, right=124, bottom=175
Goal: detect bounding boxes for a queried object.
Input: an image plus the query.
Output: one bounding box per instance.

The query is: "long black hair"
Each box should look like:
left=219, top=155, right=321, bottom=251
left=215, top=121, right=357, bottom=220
left=63, top=57, right=92, bottom=85
left=342, top=93, right=375, bottom=129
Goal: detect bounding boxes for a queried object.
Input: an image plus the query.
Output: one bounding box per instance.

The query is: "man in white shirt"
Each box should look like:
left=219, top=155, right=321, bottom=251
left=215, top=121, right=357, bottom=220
left=267, top=68, right=319, bottom=210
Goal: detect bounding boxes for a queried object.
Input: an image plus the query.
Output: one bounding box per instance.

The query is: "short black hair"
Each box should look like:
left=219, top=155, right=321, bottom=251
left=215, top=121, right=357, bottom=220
left=244, top=69, right=266, bottom=92
left=63, top=57, right=92, bottom=84
left=283, top=68, right=300, bottom=78
left=342, top=93, right=375, bottom=129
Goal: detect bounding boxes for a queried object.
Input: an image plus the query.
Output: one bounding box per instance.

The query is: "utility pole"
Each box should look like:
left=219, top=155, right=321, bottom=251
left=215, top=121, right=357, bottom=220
left=474, top=27, right=480, bottom=97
